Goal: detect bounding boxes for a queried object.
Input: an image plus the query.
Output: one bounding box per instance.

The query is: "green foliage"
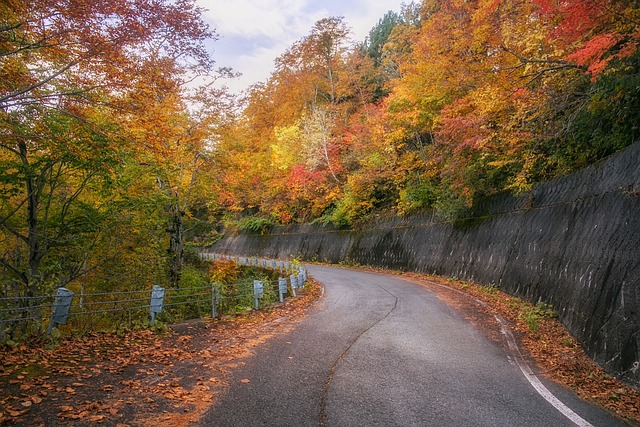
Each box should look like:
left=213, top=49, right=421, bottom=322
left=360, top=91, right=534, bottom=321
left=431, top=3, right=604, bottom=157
left=433, top=192, right=471, bottom=221
left=519, top=302, right=557, bottom=333
left=364, top=10, right=401, bottom=66
left=396, top=178, right=438, bottom=215
left=321, top=203, right=350, bottom=228
left=162, top=265, right=212, bottom=322
left=235, top=216, right=276, bottom=233
left=211, top=262, right=283, bottom=316
left=557, top=53, right=640, bottom=172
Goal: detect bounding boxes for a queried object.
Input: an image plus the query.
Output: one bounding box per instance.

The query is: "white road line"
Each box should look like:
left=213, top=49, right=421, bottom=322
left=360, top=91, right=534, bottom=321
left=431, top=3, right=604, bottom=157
left=418, top=278, right=595, bottom=427
left=494, top=314, right=595, bottom=427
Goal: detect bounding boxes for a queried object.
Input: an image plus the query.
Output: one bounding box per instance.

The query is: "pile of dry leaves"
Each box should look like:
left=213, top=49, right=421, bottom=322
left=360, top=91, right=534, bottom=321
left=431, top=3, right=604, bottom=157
left=0, top=281, right=321, bottom=426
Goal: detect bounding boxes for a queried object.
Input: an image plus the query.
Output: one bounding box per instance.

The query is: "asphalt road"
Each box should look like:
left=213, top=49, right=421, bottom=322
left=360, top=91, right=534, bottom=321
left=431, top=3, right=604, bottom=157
left=199, top=265, right=628, bottom=427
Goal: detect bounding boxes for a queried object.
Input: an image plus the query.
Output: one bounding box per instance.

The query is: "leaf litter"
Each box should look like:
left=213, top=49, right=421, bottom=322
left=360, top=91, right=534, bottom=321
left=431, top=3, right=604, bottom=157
left=0, top=281, right=321, bottom=426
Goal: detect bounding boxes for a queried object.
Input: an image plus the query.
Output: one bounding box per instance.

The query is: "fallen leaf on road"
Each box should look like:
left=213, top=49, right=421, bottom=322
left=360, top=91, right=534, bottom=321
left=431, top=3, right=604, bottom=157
left=240, top=378, right=250, bottom=384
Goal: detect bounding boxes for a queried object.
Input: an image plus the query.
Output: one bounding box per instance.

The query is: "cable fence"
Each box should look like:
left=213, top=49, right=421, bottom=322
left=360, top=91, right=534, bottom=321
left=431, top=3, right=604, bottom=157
left=0, top=254, right=307, bottom=341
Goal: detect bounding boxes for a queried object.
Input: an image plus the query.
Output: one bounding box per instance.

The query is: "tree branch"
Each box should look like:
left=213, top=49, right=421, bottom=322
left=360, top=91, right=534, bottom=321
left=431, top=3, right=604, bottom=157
left=0, top=59, right=81, bottom=107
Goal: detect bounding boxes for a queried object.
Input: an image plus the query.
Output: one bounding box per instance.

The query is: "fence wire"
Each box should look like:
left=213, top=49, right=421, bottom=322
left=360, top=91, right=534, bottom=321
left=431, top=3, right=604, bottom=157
left=0, top=254, right=306, bottom=339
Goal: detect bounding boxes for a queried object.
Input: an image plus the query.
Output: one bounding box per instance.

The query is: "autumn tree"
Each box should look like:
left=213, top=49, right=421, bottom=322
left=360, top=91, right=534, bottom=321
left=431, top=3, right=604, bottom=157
left=121, top=59, right=233, bottom=288
left=0, top=0, right=214, bottom=331
left=381, top=0, right=640, bottom=217
left=221, top=17, right=357, bottom=224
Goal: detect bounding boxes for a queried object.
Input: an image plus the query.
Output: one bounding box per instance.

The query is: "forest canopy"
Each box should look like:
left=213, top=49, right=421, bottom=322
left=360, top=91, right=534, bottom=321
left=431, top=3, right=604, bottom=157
left=218, top=0, right=640, bottom=226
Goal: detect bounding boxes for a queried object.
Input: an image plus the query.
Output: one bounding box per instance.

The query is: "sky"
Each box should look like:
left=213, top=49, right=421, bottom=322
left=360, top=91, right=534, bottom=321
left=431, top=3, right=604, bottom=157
left=195, top=0, right=408, bottom=94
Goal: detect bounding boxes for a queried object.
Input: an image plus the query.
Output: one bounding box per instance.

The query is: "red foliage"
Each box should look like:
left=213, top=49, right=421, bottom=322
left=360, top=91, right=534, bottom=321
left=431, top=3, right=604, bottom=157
left=533, top=0, right=606, bottom=38
left=533, top=0, right=639, bottom=77
left=288, top=165, right=326, bottom=190
left=436, top=97, right=490, bottom=155
left=567, top=33, right=622, bottom=76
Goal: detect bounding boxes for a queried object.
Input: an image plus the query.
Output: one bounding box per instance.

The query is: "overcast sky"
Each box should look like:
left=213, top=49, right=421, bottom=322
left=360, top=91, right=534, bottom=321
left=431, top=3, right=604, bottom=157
left=196, top=0, right=407, bottom=94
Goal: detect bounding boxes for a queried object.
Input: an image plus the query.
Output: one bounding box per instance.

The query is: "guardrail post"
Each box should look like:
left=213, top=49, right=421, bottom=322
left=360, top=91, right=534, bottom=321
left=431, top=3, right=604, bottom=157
left=278, top=278, right=288, bottom=303
left=290, top=275, right=298, bottom=297
left=211, top=283, right=219, bottom=318
left=149, top=285, right=165, bottom=325
left=47, top=288, right=74, bottom=335
left=253, top=280, right=264, bottom=310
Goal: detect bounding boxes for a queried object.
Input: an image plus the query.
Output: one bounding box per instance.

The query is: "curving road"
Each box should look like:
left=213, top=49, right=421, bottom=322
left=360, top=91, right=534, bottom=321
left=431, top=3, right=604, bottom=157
left=199, top=265, right=627, bottom=426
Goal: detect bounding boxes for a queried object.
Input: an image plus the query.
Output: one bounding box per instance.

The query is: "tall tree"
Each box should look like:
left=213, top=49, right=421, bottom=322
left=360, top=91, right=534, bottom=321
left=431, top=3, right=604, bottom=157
left=364, top=11, right=401, bottom=66
left=122, top=60, right=231, bottom=288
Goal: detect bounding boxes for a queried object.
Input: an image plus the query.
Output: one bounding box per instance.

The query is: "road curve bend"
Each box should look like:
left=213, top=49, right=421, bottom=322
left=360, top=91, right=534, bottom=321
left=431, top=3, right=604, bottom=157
left=199, top=265, right=626, bottom=427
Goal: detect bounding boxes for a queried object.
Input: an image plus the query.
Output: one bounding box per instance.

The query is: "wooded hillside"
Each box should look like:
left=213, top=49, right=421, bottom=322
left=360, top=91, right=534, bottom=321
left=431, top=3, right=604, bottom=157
left=218, top=0, right=640, bottom=227
left=1, top=0, right=638, bottom=338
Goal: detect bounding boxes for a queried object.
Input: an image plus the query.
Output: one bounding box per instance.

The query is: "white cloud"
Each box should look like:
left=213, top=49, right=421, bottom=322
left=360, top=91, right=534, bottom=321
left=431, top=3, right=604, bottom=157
left=197, top=0, right=407, bottom=94
left=201, top=0, right=318, bottom=42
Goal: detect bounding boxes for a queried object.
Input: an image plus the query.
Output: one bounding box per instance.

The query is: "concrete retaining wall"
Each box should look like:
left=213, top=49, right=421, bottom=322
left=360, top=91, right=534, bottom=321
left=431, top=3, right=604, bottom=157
left=210, top=142, right=640, bottom=387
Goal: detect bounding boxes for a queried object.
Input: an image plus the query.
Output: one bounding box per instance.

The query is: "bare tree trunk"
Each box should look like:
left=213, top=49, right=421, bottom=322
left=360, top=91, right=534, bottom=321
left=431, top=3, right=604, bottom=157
left=167, top=202, right=184, bottom=289
left=20, top=142, right=46, bottom=332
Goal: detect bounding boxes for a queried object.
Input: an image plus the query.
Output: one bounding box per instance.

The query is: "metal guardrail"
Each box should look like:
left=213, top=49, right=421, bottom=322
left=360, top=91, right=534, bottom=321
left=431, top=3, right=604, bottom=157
left=0, top=254, right=307, bottom=339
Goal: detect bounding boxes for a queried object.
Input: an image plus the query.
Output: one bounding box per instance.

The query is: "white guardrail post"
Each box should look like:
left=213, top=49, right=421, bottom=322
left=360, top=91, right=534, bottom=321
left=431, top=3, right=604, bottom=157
left=149, top=285, right=165, bottom=325
left=47, top=287, right=74, bottom=335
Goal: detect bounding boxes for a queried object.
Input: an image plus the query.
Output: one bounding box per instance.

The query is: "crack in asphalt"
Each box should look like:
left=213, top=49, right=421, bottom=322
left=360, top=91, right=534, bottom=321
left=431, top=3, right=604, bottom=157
left=318, top=281, right=399, bottom=426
